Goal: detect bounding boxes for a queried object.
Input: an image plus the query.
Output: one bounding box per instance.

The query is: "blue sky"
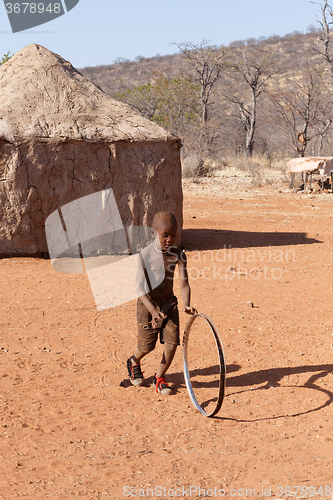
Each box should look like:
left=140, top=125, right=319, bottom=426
left=0, top=0, right=323, bottom=69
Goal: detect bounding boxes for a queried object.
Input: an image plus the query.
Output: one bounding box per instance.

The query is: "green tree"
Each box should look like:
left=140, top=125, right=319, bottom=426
left=115, top=73, right=201, bottom=137
left=0, top=51, right=12, bottom=65
left=116, top=82, right=159, bottom=120
left=152, top=75, right=200, bottom=137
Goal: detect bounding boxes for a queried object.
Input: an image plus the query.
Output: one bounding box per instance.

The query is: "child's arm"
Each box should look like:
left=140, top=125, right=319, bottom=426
left=178, top=251, right=197, bottom=315
left=139, top=293, right=166, bottom=328
left=136, top=255, right=166, bottom=328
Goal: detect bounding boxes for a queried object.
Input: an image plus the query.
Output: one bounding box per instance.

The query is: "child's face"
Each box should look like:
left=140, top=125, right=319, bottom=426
left=156, top=221, right=177, bottom=251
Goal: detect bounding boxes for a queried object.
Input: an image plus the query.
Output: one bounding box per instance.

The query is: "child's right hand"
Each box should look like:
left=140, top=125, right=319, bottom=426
left=183, top=305, right=197, bottom=315
left=151, top=308, right=166, bottom=328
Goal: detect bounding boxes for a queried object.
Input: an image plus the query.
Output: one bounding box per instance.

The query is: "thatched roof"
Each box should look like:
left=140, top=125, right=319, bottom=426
left=0, top=44, right=174, bottom=145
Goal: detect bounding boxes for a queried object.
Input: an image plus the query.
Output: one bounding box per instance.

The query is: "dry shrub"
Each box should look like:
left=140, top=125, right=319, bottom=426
left=182, top=151, right=290, bottom=188
left=181, top=155, right=218, bottom=180
left=217, top=153, right=289, bottom=187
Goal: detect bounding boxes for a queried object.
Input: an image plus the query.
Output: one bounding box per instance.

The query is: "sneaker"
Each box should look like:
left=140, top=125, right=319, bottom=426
left=127, top=358, right=143, bottom=386
left=153, top=374, right=172, bottom=396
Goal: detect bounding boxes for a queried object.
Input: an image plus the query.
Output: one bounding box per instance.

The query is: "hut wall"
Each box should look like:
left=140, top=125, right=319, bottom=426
left=0, top=138, right=183, bottom=256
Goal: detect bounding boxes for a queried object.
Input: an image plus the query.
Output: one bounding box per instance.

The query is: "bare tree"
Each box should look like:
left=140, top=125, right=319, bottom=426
left=175, top=40, right=228, bottom=174
left=224, top=48, right=278, bottom=157
left=312, top=0, right=333, bottom=84
left=177, top=40, right=227, bottom=125
left=271, top=69, right=332, bottom=156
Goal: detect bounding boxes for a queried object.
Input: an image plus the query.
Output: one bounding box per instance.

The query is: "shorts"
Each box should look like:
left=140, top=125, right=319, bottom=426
left=137, top=294, right=180, bottom=352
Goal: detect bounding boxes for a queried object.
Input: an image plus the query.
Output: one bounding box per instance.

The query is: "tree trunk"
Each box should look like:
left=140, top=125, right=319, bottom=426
left=245, top=90, right=256, bottom=157
left=202, top=103, right=208, bottom=123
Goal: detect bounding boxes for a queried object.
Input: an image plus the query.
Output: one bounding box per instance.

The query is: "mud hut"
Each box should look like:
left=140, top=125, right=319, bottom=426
left=0, top=44, right=183, bottom=256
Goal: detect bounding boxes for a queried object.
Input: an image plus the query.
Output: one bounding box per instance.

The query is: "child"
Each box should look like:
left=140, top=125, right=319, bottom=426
left=127, top=211, right=197, bottom=395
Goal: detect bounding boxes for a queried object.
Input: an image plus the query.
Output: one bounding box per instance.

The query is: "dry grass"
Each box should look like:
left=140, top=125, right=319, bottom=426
left=182, top=153, right=290, bottom=187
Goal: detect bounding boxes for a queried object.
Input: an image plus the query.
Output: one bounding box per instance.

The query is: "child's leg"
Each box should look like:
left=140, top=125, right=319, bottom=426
left=133, top=298, right=158, bottom=366
left=156, top=342, right=177, bottom=378
left=127, top=341, right=156, bottom=386
left=127, top=347, right=148, bottom=387
left=130, top=347, right=150, bottom=365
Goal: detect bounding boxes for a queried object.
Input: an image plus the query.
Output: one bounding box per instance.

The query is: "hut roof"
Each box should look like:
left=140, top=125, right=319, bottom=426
left=0, top=44, right=174, bottom=144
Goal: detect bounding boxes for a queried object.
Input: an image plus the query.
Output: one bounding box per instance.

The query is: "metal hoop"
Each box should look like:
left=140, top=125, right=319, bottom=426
left=182, top=313, right=226, bottom=417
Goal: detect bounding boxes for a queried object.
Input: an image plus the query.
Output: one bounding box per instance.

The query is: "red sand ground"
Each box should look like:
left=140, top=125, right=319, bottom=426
left=0, top=177, right=333, bottom=499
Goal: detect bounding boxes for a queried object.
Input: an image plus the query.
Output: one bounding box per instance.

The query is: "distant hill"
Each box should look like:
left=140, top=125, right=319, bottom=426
left=79, top=31, right=321, bottom=97
left=80, top=52, right=184, bottom=96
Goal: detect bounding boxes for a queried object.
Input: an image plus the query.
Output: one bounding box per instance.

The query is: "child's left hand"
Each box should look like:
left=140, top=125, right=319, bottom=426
left=183, top=305, right=197, bottom=315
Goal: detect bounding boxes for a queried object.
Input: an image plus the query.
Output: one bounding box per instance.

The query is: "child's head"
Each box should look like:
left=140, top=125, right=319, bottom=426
left=152, top=212, right=178, bottom=251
